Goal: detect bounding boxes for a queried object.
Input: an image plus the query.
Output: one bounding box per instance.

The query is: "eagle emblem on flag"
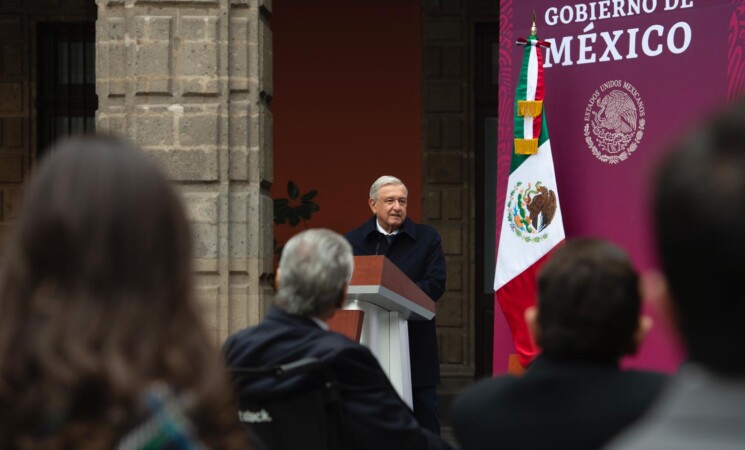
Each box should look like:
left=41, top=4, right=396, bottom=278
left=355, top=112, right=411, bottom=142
left=506, top=181, right=557, bottom=243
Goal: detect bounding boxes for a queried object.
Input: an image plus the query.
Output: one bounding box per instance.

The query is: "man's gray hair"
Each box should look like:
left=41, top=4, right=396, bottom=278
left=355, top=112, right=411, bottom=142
left=369, top=175, right=408, bottom=201
left=276, top=228, right=354, bottom=317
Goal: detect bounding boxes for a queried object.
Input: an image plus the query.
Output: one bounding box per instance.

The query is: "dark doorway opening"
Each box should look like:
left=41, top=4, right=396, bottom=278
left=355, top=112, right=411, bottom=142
left=474, top=23, right=499, bottom=378
left=37, top=22, right=97, bottom=156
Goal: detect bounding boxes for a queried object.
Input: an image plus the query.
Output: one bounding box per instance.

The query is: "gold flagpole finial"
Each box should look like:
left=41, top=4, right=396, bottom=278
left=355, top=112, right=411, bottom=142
left=531, top=10, right=537, bottom=36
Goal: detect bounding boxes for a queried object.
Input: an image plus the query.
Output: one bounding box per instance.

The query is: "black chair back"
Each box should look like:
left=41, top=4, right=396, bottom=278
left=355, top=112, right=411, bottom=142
left=229, top=358, right=345, bottom=450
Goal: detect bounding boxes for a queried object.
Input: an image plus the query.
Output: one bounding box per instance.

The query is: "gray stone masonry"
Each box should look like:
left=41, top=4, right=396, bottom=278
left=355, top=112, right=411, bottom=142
left=96, top=0, right=274, bottom=343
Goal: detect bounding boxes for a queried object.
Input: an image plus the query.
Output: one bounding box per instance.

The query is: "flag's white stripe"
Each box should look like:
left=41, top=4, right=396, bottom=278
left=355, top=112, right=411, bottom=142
left=523, top=117, right=534, bottom=139
left=494, top=138, right=565, bottom=291
left=526, top=42, right=538, bottom=101
left=521, top=41, right=538, bottom=140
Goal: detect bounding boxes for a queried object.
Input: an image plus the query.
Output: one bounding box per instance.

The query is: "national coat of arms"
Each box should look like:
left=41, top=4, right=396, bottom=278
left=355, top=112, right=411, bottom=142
left=584, top=80, right=646, bottom=164
left=506, top=181, right=557, bottom=243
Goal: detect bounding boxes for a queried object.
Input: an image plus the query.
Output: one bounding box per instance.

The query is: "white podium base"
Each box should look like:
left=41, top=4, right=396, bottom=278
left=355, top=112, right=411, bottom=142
left=345, top=298, right=412, bottom=409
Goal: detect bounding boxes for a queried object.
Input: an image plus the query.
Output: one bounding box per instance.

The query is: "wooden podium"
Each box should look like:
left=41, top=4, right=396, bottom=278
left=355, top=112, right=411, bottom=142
left=335, top=255, right=435, bottom=408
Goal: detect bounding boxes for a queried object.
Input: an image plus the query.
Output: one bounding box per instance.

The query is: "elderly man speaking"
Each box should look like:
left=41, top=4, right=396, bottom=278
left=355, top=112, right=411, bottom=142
left=346, top=175, right=447, bottom=434
left=224, top=229, right=451, bottom=450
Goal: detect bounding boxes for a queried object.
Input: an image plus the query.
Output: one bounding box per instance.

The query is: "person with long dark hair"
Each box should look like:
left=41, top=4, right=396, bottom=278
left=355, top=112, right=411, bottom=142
left=0, top=135, right=250, bottom=449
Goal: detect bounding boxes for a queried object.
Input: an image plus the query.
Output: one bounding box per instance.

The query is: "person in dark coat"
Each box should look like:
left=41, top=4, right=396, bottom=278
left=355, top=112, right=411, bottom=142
left=224, top=229, right=452, bottom=450
left=452, top=239, right=668, bottom=450
left=345, top=175, right=446, bottom=434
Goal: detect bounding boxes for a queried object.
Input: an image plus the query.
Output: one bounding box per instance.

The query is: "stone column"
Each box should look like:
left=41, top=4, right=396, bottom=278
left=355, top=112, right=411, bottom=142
left=96, top=0, right=274, bottom=342
left=421, top=0, right=497, bottom=441
left=422, top=0, right=472, bottom=378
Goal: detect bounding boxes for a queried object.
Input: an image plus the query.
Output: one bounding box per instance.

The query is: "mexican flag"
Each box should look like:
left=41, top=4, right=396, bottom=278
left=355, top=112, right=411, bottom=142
left=494, top=28, right=565, bottom=369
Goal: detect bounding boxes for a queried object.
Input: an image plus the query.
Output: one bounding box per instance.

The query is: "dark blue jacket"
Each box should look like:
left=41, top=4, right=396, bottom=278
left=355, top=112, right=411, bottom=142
left=345, top=216, right=446, bottom=387
left=452, top=355, right=668, bottom=450
left=224, top=306, right=452, bottom=450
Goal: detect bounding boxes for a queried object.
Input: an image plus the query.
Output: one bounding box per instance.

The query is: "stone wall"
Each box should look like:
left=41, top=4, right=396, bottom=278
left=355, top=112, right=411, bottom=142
left=96, top=0, right=274, bottom=342
left=421, top=0, right=498, bottom=432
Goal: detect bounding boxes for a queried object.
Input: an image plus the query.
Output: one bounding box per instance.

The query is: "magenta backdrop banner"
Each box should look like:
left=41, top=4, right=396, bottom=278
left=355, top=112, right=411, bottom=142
left=496, top=0, right=745, bottom=373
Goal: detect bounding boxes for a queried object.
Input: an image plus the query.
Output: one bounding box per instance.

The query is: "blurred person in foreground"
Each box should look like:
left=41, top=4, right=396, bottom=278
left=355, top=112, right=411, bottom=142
left=607, top=101, right=745, bottom=449
left=0, top=136, right=250, bottom=449
left=452, top=239, right=668, bottom=450
left=224, top=228, right=452, bottom=450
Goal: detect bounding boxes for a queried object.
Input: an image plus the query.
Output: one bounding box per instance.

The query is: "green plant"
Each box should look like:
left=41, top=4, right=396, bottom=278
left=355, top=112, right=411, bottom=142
left=273, top=180, right=320, bottom=255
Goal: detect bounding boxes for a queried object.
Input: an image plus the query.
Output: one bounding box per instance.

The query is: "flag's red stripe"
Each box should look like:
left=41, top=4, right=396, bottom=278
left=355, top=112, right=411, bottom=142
left=532, top=44, right=546, bottom=140
left=534, top=43, right=545, bottom=101
left=494, top=243, right=562, bottom=369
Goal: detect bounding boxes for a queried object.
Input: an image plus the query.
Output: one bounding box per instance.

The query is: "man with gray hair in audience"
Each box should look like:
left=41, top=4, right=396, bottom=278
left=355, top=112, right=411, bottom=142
left=224, top=228, right=452, bottom=450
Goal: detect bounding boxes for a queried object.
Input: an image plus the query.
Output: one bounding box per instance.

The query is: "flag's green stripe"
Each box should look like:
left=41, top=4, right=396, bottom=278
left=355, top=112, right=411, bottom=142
left=514, top=43, right=531, bottom=106
left=509, top=151, right=530, bottom=173
left=511, top=101, right=527, bottom=173
left=510, top=43, right=534, bottom=174
left=510, top=123, right=530, bottom=174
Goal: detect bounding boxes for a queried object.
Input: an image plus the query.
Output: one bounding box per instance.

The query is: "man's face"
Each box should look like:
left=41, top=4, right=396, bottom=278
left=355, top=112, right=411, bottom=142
left=369, top=184, right=408, bottom=233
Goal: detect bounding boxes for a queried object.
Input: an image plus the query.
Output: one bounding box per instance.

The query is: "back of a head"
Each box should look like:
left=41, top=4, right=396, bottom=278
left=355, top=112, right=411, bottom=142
left=276, top=229, right=354, bottom=318
left=537, top=239, right=641, bottom=363
left=653, top=102, right=745, bottom=375
left=0, top=135, right=195, bottom=335
left=0, top=135, right=246, bottom=448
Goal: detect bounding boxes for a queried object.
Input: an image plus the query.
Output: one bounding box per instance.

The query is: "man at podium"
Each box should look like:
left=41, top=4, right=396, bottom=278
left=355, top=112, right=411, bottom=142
left=346, top=175, right=446, bottom=434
